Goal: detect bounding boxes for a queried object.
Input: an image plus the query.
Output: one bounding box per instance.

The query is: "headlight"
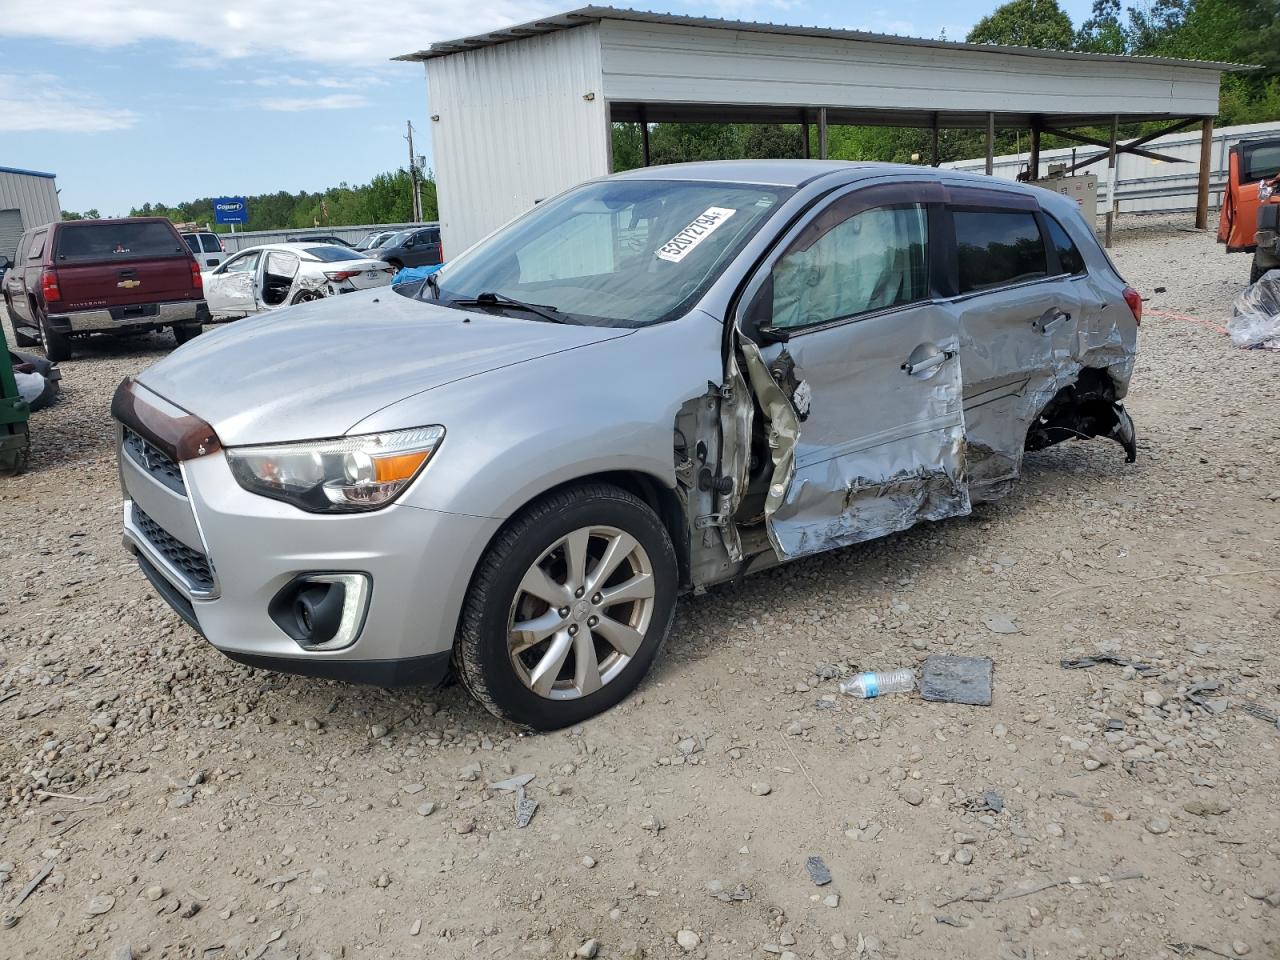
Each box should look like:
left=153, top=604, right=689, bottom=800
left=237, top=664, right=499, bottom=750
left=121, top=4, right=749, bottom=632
left=225, top=426, right=444, bottom=513
left=1260, top=181, right=1275, bottom=201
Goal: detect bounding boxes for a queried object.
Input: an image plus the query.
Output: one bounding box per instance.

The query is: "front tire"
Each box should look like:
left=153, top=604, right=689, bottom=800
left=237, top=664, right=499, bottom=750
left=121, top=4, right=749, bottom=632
left=456, top=483, right=678, bottom=730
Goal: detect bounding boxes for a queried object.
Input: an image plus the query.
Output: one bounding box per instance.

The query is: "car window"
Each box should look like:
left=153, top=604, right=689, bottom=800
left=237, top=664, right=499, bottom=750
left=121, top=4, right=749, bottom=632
left=183, top=235, right=200, bottom=253
left=201, top=234, right=222, bottom=254
left=303, top=246, right=362, bottom=262
left=222, top=251, right=260, bottom=274
left=28, top=231, right=46, bottom=259
left=54, top=222, right=185, bottom=262
left=1045, top=216, right=1086, bottom=276
left=768, top=203, right=929, bottom=330
left=953, top=209, right=1048, bottom=293
left=1242, top=141, right=1280, bottom=184
left=435, top=179, right=787, bottom=327
left=264, top=251, right=299, bottom=277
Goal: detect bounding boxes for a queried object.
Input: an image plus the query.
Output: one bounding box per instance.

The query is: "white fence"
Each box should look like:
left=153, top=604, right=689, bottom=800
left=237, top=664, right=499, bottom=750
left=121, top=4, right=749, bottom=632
left=945, top=120, right=1280, bottom=216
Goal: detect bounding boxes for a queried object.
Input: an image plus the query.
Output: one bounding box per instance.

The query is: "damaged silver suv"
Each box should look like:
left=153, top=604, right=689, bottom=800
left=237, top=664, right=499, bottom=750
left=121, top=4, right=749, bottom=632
left=114, top=161, right=1139, bottom=729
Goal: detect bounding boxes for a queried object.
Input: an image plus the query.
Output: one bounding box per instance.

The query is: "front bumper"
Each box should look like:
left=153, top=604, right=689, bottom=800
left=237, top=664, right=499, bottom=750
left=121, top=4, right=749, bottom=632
left=118, top=421, right=502, bottom=686
left=52, top=299, right=209, bottom=333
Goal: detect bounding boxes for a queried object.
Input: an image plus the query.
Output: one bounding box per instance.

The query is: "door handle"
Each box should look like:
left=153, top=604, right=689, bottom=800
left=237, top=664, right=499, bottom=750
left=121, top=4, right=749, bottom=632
left=901, top=349, right=955, bottom=377
left=1033, top=308, right=1071, bottom=333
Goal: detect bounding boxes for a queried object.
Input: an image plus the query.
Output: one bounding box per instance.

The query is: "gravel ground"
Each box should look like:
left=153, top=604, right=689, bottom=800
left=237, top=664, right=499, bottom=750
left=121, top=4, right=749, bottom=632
left=1, top=214, right=1278, bottom=960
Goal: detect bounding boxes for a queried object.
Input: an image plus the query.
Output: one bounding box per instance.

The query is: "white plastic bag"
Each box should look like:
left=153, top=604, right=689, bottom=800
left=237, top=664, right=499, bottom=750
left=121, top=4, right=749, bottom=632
left=13, top=370, right=46, bottom=405
left=1228, top=269, right=1280, bottom=350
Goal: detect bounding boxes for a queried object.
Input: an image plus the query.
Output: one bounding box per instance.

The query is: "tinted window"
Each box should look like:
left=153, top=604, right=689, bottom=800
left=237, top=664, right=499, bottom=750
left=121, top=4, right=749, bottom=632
left=953, top=210, right=1047, bottom=292
left=304, top=246, right=362, bottom=262
left=769, top=203, right=929, bottom=329
left=183, top=235, right=200, bottom=253
left=55, top=222, right=184, bottom=262
left=201, top=234, right=223, bottom=253
left=1242, top=141, right=1280, bottom=184
left=1045, top=216, right=1086, bottom=276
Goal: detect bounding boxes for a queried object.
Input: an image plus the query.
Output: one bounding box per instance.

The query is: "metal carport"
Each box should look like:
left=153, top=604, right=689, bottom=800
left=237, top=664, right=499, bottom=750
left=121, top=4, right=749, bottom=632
left=397, top=6, right=1247, bottom=253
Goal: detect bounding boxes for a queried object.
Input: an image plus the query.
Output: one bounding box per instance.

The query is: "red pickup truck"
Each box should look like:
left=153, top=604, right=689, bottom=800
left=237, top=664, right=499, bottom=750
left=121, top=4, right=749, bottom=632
left=1, top=217, right=209, bottom=361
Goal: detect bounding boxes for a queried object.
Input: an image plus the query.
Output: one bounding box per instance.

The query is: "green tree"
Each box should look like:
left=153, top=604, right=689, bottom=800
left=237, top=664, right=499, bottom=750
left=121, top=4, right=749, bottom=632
left=967, top=0, right=1076, bottom=49
left=1076, top=0, right=1127, bottom=52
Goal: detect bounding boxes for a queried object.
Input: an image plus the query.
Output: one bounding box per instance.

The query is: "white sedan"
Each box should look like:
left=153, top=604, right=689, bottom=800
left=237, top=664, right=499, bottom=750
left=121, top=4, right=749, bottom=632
left=202, top=242, right=394, bottom=319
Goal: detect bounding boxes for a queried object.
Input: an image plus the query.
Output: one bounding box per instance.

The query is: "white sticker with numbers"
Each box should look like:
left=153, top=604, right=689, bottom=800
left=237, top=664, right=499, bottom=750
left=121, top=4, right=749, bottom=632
left=655, top=207, right=737, bottom=263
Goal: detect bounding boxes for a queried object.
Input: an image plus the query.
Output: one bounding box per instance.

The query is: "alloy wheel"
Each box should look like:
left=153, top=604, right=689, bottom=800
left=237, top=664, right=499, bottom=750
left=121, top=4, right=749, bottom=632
left=506, top=525, right=655, bottom=700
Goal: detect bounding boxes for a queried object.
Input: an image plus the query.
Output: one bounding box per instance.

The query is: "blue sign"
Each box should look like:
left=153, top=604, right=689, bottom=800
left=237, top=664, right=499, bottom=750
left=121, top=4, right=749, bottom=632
left=213, top=197, right=248, bottom=225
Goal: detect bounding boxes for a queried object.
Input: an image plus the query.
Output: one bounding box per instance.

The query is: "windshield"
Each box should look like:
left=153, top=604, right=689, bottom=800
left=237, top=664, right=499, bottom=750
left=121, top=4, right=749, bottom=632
left=303, top=246, right=363, bottom=262
left=430, top=179, right=790, bottom=326
left=377, top=230, right=411, bottom=249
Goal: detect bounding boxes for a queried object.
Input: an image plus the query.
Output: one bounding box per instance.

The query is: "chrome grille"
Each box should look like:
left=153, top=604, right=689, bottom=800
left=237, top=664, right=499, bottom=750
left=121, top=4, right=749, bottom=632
left=133, top=505, right=214, bottom=593
left=123, top=427, right=185, bottom=496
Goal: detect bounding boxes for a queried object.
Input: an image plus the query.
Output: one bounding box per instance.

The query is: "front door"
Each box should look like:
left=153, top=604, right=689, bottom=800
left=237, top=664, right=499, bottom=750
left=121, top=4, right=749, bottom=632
left=734, top=181, right=969, bottom=560
left=205, top=250, right=260, bottom=317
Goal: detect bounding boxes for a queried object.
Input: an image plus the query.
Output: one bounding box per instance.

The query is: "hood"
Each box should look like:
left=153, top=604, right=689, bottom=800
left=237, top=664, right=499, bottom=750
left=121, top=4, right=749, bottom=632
left=136, top=289, right=632, bottom=446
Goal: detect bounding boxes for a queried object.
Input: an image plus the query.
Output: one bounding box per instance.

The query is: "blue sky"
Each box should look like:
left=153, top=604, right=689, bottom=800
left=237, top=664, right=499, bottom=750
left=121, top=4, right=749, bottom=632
left=0, top=0, right=1095, bottom=216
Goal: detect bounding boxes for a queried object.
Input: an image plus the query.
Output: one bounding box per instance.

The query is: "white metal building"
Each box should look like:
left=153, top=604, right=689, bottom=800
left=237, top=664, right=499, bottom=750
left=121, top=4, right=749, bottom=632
left=399, top=6, right=1242, bottom=254
left=0, top=165, right=60, bottom=264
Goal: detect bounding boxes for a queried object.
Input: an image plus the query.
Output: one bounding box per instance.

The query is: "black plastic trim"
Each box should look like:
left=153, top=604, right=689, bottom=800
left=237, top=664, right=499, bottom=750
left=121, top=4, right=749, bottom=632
left=219, top=649, right=452, bottom=688
left=136, top=553, right=203, bottom=635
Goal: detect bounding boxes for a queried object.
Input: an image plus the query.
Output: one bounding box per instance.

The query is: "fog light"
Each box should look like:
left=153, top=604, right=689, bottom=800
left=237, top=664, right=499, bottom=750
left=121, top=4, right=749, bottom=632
left=269, top=573, right=371, bottom=651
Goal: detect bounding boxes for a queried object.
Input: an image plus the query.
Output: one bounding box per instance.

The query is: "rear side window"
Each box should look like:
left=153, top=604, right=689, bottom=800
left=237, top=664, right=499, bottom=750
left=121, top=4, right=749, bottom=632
left=1045, top=216, right=1086, bottom=276
left=1241, top=141, right=1280, bottom=184
left=183, top=235, right=200, bottom=253
left=55, top=222, right=185, bottom=262
left=953, top=210, right=1047, bottom=292
left=201, top=234, right=223, bottom=253
left=27, top=231, right=46, bottom=260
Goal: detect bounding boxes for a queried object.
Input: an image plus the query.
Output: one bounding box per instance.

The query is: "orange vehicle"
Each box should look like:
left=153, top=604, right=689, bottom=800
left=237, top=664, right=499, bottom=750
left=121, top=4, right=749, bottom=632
left=1217, top=136, right=1280, bottom=283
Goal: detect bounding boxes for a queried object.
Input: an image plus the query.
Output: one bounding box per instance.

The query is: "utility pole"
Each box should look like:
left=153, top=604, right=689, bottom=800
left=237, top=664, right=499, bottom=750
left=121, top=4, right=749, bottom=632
left=406, top=121, right=422, bottom=223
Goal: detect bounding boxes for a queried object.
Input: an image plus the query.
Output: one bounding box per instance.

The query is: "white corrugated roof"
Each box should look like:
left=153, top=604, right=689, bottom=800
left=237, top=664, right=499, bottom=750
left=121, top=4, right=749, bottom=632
left=396, top=5, right=1250, bottom=71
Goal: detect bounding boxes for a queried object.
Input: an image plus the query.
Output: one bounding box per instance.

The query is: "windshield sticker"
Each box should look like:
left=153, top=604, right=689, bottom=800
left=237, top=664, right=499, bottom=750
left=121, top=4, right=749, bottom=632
left=656, top=207, right=737, bottom=263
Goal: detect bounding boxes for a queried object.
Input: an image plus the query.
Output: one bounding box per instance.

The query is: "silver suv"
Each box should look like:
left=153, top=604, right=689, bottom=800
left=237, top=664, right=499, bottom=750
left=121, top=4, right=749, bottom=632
left=114, top=161, right=1139, bottom=729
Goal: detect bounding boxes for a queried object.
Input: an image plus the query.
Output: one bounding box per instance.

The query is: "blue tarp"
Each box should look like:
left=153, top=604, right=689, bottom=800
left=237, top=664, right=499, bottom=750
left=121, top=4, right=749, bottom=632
left=391, top=264, right=444, bottom=286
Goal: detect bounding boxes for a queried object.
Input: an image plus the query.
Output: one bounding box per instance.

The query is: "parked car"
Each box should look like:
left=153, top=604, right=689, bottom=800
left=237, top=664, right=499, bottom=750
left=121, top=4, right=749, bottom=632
left=285, top=234, right=354, bottom=248
left=0, top=254, right=9, bottom=286
left=354, top=230, right=399, bottom=251
left=114, top=161, right=1139, bottom=730
left=1217, top=136, right=1280, bottom=283
left=202, top=242, right=394, bottom=319
left=3, top=217, right=208, bottom=361
left=371, top=224, right=443, bottom=270
left=181, top=231, right=227, bottom=270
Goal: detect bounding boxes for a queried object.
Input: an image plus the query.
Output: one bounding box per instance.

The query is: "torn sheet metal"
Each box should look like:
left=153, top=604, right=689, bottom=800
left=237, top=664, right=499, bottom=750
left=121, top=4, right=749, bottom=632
left=740, top=306, right=970, bottom=561
left=956, top=277, right=1137, bottom=502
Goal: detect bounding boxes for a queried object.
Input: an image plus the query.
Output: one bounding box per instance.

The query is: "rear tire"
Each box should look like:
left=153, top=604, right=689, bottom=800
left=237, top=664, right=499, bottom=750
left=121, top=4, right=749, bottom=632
left=173, top=322, right=203, bottom=345
left=291, top=290, right=322, bottom=305
left=455, top=483, right=678, bottom=730
left=37, top=309, right=72, bottom=362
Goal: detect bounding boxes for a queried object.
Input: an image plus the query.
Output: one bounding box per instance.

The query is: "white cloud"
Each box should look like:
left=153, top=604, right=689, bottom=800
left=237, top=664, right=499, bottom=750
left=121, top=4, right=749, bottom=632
left=0, top=0, right=555, bottom=66
left=0, top=71, right=137, bottom=132
left=256, top=92, right=369, bottom=111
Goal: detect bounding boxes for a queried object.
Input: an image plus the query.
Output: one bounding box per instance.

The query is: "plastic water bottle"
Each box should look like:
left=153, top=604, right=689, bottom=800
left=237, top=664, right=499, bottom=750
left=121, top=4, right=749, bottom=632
left=839, top=669, right=914, bottom=699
